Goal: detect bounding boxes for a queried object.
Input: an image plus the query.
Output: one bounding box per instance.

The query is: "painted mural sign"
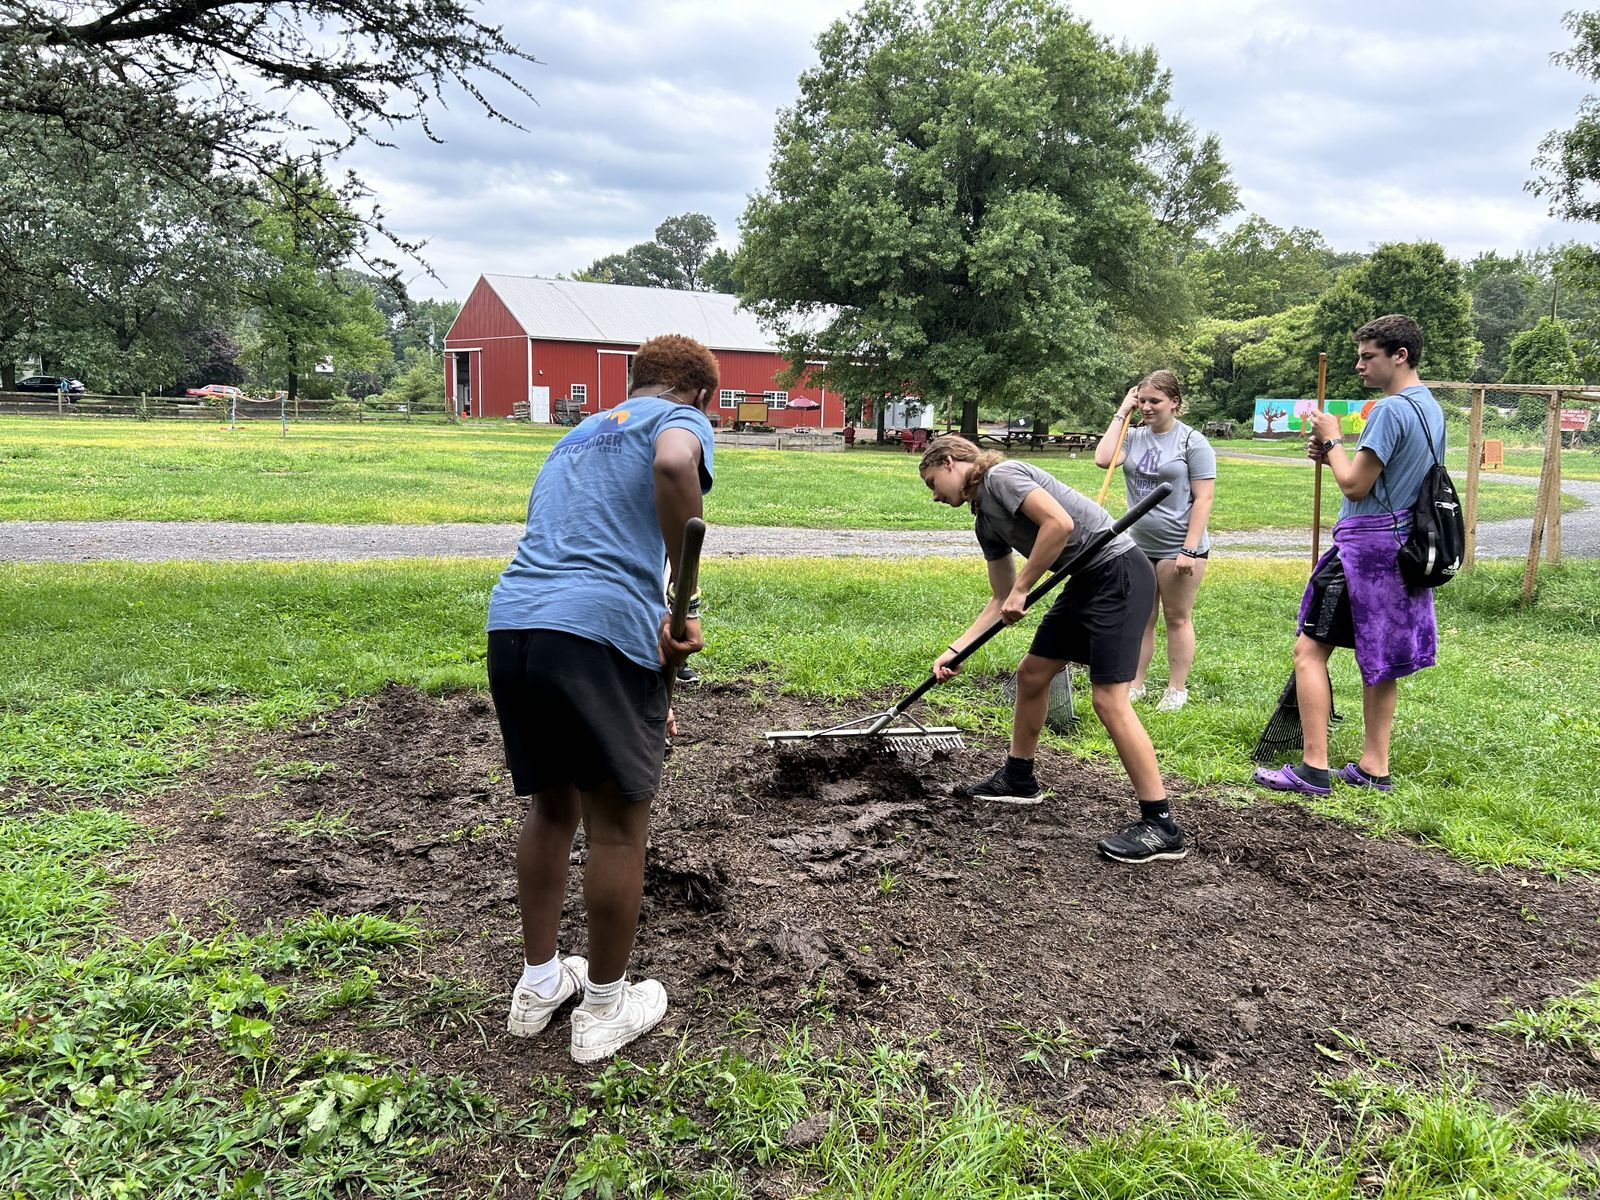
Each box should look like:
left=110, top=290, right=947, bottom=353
left=1252, top=397, right=1377, bottom=438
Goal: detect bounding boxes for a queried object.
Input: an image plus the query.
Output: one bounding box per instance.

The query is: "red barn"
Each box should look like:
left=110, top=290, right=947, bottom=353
left=442, top=276, right=846, bottom=428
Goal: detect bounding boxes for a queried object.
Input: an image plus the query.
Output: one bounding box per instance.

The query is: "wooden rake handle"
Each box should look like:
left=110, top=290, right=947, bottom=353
left=1311, top=353, right=1328, bottom=565
left=1095, top=412, right=1133, bottom=508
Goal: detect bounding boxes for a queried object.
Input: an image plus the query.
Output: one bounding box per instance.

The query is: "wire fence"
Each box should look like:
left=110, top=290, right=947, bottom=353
left=0, top=391, right=454, bottom=425
left=1423, top=380, right=1597, bottom=604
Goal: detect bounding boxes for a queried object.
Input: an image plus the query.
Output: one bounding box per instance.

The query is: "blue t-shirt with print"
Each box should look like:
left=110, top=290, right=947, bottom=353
left=488, top=397, right=714, bottom=671
left=1340, top=385, right=1446, bottom=520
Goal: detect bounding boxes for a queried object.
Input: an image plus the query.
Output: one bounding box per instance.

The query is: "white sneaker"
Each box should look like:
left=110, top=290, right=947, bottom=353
left=1128, top=684, right=1146, bottom=702
left=1156, top=687, right=1189, bottom=712
left=570, top=978, right=668, bottom=1063
left=507, top=955, right=587, bottom=1038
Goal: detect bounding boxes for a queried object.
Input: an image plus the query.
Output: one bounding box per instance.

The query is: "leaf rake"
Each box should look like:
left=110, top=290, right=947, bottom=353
left=764, top=482, right=1173, bottom=755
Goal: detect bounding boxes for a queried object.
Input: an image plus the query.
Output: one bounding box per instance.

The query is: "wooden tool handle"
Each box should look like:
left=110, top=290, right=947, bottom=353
left=1311, top=353, right=1327, bottom=565
left=1095, top=411, right=1134, bottom=508
left=669, top=517, right=706, bottom=640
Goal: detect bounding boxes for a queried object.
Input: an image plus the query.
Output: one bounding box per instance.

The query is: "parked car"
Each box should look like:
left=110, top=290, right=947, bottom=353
left=185, top=384, right=246, bottom=401
left=14, top=375, right=86, bottom=394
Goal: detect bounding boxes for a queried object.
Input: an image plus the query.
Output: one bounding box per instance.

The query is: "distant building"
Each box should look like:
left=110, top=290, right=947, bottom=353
left=442, top=276, right=848, bottom=427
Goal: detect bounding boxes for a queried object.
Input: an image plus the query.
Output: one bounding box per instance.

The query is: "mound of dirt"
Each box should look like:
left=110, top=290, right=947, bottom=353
left=117, top=682, right=1600, bottom=1138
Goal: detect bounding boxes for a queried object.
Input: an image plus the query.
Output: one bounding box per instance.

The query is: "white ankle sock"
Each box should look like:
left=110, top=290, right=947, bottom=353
left=519, top=953, right=562, bottom=998
left=583, top=975, right=625, bottom=1015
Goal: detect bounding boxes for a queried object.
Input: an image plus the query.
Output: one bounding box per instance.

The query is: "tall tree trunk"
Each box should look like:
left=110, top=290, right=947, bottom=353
left=1, top=363, right=13, bottom=390
left=960, top=398, right=979, bottom=440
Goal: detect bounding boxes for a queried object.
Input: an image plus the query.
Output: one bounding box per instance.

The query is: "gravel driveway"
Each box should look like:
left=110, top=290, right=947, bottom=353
left=1, top=462, right=1592, bottom=563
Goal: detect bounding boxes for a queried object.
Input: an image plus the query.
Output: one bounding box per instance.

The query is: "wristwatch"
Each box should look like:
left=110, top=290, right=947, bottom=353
left=1320, top=437, right=1344, bottom=453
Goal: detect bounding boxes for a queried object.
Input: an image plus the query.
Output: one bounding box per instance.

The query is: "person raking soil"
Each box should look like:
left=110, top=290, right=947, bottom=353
left=486, top=333, right=716, bottom=1062
left=917, top=435, right=1187, bottom=863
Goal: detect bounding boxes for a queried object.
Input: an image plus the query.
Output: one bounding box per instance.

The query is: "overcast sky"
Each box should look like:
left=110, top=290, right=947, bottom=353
left=336, top=0, right=1600, bottom=300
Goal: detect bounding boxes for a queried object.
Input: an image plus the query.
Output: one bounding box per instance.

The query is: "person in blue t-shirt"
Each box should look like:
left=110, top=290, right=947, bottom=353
left=488, top=334, right=716, bottom=1063
left=1254, top=314, right=1443, bottom=800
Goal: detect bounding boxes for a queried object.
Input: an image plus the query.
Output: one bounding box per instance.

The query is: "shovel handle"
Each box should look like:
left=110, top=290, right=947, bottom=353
left=668, top=517, right=706, bottom=641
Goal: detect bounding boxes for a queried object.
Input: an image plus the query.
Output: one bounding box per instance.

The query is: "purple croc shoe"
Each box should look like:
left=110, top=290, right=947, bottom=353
left=1252, top=763, right=1332, bottom=796
left=1337, top=763, right=1394, bottom=792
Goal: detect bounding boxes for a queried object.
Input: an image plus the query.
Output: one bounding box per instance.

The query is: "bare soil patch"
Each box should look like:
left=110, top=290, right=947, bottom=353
left=117, top=683, right=1600, bottom=1142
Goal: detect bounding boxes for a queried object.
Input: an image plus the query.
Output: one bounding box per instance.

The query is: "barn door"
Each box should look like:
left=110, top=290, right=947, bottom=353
left=530, top=386, right=550, bottom=423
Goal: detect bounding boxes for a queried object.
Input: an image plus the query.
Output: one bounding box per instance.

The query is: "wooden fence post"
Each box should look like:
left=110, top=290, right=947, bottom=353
left=1520, top=393, right=1562, bottom=608
left=1463, top=386, right=1484, bottom=569
left=1546, top=391, right=1563, bottom=564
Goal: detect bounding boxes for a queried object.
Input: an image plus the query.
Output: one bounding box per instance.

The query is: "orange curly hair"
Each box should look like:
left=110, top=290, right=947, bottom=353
left=632, top=334, right=720, bottom=401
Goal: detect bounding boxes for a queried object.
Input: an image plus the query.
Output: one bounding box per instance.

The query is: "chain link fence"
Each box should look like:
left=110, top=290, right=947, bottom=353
left=1425, top=380, right=1598, bottom=602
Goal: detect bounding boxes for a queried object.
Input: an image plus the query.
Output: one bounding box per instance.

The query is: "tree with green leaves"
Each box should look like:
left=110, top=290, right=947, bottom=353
left=574, top=213, right=735, bottom=292
left=1178, top=304, right=1319, bottom=422
left=736, top=0, right=1237, bottom=436
left=1463, top=252, right=1539, bottom=381
left=243, top=165, right=390, bottom=409
left=0, top=128, right=253, bottom=391
left=1184, top=216, right=1341, bottom=321
left=0, top=0, right=536, bottom=311
left=1504, top=316, right=1582, bottom=425
left=1309, top=243, right=1477, bottom=397
left=1531, top=10, right=1600, bottom=227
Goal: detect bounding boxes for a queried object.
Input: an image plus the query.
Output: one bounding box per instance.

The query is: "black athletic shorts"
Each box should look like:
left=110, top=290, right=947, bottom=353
left=1028, top=547, right=1155, bottom=684
left=1302, top=548, right=1356, bottom=649
left=487, top=629, right=669, bottom=803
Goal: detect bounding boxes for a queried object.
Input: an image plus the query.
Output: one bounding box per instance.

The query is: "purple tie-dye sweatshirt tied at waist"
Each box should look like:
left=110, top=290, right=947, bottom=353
left=1298, top=513, right=1437, bottom=687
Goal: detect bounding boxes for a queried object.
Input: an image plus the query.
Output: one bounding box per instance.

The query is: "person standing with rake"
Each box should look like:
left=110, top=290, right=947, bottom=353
left=1253, top=314, right=1442, bottom=798
left=488, top=334, right=716, bottom=1062
left=918, top=435, right=1186, bottom=864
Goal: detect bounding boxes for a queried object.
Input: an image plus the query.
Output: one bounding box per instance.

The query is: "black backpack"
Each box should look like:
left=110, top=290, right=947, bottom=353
left=1393, top=391, right=1463, bottom=589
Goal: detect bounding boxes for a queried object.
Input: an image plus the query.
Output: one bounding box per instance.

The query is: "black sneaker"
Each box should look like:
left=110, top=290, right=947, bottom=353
left=957, top=766, right=1045, bottom=805
left=676, top=663, right=699, bottom=684
left=1097, top=819, right=1187, bottom=863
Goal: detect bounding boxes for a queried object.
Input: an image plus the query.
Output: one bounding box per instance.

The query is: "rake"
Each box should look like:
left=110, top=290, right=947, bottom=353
left=764, top=482, right=1173, bottom=754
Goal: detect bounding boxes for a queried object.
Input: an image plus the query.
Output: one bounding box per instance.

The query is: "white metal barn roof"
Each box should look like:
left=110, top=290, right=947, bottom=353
left=481, top=276, right=784, bottom=354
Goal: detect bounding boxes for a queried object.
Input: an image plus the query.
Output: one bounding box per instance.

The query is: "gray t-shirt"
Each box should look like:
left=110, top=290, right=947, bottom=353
left=974, top=460, right=1136, bottom=574
left=1342, top=385, right=1447, bottom=520
left=1120, top=420, right=1217, bottom=558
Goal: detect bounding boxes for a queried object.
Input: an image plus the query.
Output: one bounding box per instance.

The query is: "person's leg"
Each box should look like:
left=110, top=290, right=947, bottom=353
left=1009, top=653, right=1063, bottom=761
left=517, top=785, right=582, bottom=965
left=578, top=782, right=654, bottom=985
left=569, top=782, right=668, bottom=1062
left=1293, top=634, right=1335, bottom=770
left=1359, top=679, right=1398, bottom=777
left=1134, top=587, right=1160, bottom=695
left=1154, top=556, right=1207, bottom=693
left=1091, top=682, right=1164, bottom=801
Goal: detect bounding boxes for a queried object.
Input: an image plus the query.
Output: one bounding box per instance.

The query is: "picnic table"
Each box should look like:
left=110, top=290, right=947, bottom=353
left=972, top=429, right=1097, bottom=450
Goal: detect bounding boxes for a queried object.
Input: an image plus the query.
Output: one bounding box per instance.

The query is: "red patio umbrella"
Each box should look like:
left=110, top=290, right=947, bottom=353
left=788, top=395, right=821, bottom=428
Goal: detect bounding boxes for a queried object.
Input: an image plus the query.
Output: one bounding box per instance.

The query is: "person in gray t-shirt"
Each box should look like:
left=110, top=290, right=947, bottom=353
left=917, top=435, right=1186, bottom=865
left=1095, top=370, right=1216, bottom=713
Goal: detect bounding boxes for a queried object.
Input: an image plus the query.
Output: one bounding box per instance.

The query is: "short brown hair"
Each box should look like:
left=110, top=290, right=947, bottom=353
left=918, top=434, right=1005, bottom=503
left=631, top=334, right=720, bottom=400
left=1138, top=369, right=1183, bottom=411
left=1354, top=314, right=1423, bottom=369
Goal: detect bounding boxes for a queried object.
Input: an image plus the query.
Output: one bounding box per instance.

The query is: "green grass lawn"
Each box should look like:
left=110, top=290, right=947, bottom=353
left=3, top=555, right=1599, bottom=1195
left=0, top=416, right=1567, bottom=529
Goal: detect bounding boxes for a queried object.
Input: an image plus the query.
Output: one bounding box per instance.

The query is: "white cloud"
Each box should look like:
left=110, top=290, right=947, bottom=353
left=331, top=0, right=1600, bottom=298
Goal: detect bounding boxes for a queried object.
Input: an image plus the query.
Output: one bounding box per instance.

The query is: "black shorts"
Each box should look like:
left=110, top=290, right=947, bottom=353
left=487, top=629, right=669, bottom=803
left=1302, top=548, right=1356, bottom=648
left=1028, top=548, right=1155, bottom=684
